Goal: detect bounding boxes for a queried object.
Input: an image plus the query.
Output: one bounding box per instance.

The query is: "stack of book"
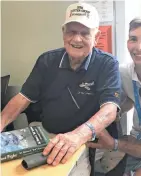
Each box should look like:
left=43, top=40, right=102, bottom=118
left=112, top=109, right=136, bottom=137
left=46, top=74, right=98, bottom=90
left=1, top=125, right=49, bottom=162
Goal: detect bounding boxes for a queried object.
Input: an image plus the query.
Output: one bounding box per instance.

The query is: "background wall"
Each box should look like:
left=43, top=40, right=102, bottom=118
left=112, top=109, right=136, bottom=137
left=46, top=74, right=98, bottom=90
left=1, top=1, right=72, bottom=85
left=2, top=1, right=141, bottom=86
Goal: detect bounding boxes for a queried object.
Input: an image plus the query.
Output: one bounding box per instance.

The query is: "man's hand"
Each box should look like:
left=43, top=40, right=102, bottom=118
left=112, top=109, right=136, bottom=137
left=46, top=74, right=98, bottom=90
left=87, top=129, right=115, bottom=150
left=43, top=131, right=86, bottom=166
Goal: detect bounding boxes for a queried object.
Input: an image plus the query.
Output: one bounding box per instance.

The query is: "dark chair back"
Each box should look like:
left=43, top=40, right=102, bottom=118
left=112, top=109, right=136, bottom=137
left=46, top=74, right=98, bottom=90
left=24, top=102, right=42, bottom=124
left=1, top=75, right=10, bottom=109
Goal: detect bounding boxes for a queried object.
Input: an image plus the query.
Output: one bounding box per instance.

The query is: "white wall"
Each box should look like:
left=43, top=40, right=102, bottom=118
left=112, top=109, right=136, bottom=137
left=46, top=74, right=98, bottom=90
left=115, top=1, right=126, bottom=64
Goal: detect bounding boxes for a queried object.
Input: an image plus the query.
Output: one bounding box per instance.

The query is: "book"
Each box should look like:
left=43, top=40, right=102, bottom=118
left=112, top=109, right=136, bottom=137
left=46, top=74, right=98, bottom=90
left=0, top=125, right=49, bottom=162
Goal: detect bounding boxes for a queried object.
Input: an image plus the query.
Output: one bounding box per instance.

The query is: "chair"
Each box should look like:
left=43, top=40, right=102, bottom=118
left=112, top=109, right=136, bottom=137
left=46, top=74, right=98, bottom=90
left=1, top=75, right=10, bottom=110
left=1, top=75, right=15, bottom=131
left=95, top=154, right=128, bottom=176
left=92, top=120, right=126, bottom=176
left=105, top=154, right=128, bottom=176
left=23, top=101, right=42, bottom=124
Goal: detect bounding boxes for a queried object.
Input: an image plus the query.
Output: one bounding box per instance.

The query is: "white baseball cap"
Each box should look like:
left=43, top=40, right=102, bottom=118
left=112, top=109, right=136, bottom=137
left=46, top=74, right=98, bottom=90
left=63, top=3, right=99, bottom=29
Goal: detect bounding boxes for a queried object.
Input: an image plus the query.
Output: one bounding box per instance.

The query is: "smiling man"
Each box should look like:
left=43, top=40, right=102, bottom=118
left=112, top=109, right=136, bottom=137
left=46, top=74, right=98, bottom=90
left=87, top=18, right=141, bottom=176
left=1, top=3, right=121, bottom=175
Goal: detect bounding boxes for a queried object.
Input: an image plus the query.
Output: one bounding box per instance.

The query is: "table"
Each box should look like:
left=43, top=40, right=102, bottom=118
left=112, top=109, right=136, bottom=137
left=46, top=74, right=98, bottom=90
left=1, top=145, right=86, bottom=176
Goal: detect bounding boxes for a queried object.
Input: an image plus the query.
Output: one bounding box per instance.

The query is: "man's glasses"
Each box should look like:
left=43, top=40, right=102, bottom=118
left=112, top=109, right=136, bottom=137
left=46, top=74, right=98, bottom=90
left=64, top=29, right=92, bottom=40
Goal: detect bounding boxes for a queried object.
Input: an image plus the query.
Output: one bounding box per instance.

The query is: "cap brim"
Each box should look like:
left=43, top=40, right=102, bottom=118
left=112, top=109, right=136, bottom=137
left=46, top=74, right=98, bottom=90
left=62, top=19, right=97, bottom=29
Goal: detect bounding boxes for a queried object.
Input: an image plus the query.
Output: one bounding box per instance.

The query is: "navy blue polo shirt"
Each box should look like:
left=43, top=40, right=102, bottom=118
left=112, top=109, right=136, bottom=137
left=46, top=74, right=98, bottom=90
left=21, top=47, right=121, bottom=134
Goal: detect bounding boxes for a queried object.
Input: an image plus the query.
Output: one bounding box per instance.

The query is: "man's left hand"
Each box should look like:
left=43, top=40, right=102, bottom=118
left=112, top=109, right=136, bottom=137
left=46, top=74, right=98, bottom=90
left=43, top=131, right=86, bottom=166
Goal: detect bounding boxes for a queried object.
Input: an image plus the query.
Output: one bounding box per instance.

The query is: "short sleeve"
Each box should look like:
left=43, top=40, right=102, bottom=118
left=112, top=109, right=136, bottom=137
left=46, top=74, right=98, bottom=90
left=21, top=54, right=48, bottom=102
left=119, top=64, right=134, bottom=113
left=97, top=58, right=121, bottom=109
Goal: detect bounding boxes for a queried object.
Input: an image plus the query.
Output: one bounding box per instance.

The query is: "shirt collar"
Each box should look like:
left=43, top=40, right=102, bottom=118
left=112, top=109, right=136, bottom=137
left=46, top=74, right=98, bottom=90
left=59, top=51, right=92, bottom=71
left=130, top=62, right=141, bottom=85
left=83, top=52, right=92, bottom=70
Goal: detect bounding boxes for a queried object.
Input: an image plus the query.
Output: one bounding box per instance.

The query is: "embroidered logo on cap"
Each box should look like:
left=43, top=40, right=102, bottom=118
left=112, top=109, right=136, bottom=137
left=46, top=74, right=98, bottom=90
left=69, top=6, right=90, bottom=18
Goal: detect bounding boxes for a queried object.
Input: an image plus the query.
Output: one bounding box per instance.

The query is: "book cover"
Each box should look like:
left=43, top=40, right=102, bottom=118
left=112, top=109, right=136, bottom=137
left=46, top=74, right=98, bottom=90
left=0, top=125, right=49, bottom=162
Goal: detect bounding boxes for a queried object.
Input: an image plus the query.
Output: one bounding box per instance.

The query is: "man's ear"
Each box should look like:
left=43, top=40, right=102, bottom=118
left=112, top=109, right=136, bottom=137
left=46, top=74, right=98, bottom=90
left=127, top=39, right=129, bottom=49
left=94, top=30, right=101, bottom=46
left=62, top=26, right=64, bottom=32
left=62, top=25, right=67, bottom=33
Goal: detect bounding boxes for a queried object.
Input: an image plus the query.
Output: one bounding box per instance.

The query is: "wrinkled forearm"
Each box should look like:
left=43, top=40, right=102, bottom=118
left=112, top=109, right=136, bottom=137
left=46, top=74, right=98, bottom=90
left=73, top=103, right=117, bottom=142
left=1, top=94, right=30, bottom=131
left=118, top=139, right=141, bottom=158
left=89, top=104, right=117, bottom=133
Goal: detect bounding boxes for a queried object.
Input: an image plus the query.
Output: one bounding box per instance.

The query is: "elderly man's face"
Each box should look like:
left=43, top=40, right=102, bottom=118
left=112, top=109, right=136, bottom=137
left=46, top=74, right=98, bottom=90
left=63, top=22, right=98, bottom=61
left=127, top=26, right=141, bottom=65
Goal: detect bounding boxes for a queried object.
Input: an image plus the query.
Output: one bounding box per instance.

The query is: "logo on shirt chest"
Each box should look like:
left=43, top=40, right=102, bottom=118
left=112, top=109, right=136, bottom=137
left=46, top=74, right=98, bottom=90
left=79, top=81, right=95, bottom=91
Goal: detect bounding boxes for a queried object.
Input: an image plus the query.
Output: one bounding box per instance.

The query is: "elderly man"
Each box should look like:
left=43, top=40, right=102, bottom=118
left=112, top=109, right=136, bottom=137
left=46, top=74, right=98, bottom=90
left=1, top=3, right=121, bottom=175
left=87, top=18, right=141, bottom=176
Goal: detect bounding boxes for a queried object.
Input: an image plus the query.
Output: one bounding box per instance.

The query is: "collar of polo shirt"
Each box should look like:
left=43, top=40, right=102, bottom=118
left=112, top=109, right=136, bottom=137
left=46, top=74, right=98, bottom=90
left=59, top=51, right=92, bottom=71
left=130, top=62, right=141, bottom=85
